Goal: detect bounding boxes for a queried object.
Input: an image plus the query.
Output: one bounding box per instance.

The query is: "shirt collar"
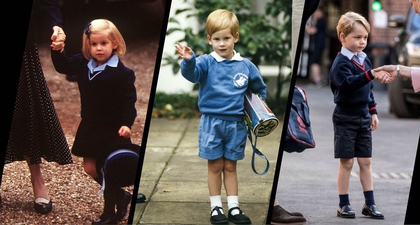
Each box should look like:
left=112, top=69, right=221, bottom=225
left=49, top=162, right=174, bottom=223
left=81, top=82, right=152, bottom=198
left=210, top=50, right=243, bottom=62
left=87, top=54, right=119, bottom=73
left=341, top=47, right=366, bottom=63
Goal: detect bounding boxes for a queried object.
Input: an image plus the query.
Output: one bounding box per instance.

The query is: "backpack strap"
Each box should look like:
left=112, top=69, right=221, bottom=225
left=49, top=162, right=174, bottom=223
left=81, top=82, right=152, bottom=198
left=246, top=127, right=269, bottom=175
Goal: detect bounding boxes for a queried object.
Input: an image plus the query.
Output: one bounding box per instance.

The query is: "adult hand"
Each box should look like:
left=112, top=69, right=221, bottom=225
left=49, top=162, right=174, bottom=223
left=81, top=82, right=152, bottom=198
left=372, top=65, right=396, bottom=83
left=175, top=42, right=193, bottom=60
left=50, top=26, right=66, bottom=52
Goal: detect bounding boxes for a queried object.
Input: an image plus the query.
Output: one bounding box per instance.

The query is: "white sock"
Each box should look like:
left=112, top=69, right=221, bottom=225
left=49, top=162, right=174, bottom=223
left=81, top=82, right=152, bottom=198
left=227, top=196, right=240, bottom=215
left=210, top=195, right=223, bottom=212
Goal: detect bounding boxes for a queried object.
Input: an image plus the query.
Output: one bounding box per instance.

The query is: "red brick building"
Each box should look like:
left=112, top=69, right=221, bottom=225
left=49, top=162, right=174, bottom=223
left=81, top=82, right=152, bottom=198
left=368, top=0, right=412, bottom=44
left=310, top=0, right=413, bottom=74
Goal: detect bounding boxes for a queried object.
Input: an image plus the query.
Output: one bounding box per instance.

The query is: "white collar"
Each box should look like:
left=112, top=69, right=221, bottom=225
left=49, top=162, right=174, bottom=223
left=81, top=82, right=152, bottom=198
left=210, top=50, right=243, bottom=62
left=341, top=47, right=366, bottom=62
left=87, top=54, right=119, bottom=73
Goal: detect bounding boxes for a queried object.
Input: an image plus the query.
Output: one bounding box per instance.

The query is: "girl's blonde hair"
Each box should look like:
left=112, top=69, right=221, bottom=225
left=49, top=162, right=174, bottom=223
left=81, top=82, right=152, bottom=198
left=205, top=9, right=239, bottom=37
left=336, top=11, right=371, bottom=38
left=82, top=19, right=126, bottom=59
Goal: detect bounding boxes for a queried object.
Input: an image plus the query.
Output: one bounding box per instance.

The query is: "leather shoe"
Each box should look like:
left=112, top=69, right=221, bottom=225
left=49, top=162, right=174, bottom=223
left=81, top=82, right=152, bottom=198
left=92, top=213, right=117, bottom=224
left=337, top=205, right=355, bottom=218
left=362, top=204, right=384, bottom=219
left=271, top=205, right=307, bottom=224
left=210, top=206, right=228, bottom=224
left=33, top=197, right=53, bottom=214
left=116, top=191, right=131, bottom=220
left=136, top=193, right=146, bottom=203
left=275, top=205, right=304, bottom=217
left=228, top=207, right=251, bottom=224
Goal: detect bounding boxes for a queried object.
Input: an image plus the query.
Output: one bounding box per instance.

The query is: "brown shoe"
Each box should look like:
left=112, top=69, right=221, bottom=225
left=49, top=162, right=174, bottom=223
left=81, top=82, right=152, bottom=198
left=277, top=205, right=304, bottom=217
left=271, top=205, right=307, bottom=225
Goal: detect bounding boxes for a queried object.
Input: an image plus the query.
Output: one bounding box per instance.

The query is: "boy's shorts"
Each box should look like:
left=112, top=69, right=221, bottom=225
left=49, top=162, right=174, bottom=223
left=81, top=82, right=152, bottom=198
left=332, top=111, right=372, bottom=158
left=198, top=114, right=247, bottom=161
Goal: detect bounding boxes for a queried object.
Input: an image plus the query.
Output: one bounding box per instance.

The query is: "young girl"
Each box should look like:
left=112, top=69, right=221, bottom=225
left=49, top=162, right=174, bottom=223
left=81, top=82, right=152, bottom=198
left=175, top=9, right=266, bottom=225
left=51, top=19, right=138, bottom=224
left=329, top=11, right=390, bottom=220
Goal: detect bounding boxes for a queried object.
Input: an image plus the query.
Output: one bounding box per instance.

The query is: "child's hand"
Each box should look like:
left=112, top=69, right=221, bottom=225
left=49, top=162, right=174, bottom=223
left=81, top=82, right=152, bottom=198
left=371, top=114, right=379, bottom=131
left=50, top=26, right=66, bottom=53
left=175, top=42, right=193, bottom=60
left=118, top=126, right=131, bottom=138
left=372, top=69, right=393, bottom=84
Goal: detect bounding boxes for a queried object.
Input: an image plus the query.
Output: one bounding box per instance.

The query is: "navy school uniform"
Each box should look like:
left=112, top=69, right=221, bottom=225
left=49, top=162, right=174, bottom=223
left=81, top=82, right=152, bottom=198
left=329, top=49, right=377, bottom=158
left=51, top=51, right=137, bottom=160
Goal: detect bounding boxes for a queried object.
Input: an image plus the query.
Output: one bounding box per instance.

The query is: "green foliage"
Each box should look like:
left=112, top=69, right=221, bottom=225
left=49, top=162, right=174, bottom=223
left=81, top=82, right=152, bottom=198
left=152, top=92, right=200, bottom=119
left=162, top=0, right=292, bottom=115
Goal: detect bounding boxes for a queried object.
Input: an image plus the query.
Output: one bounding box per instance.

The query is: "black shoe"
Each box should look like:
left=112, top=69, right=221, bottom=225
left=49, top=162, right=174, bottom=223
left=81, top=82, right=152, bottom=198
left=92, top=213, right=117, bottom=224
left=228, top=207, right=251, bottom=224
left=136, top=193, right=146, bottom=203
left=33, top=198, right=53, bottom=214
left=116, top=191, right=131, bottom=220
left=362, top=204, right=384, bottom=219
left=210, top=206, right=228, bottom=224
left=337, top=205, right=355, bottom=218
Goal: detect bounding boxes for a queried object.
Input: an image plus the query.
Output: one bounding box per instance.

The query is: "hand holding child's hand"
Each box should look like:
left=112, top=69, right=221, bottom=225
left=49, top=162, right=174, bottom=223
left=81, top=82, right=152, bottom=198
left=372, top=70, right=393, bottom=84
left=175, top=42, right=193, bottom=60
left=50, top=26, right=66, bottom=53
left=118, top=126, right=131, bottom=138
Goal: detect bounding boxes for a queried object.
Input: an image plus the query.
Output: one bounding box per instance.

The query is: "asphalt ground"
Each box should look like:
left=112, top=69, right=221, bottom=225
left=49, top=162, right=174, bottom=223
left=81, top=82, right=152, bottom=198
left=276, top=79, right=419, bottom=225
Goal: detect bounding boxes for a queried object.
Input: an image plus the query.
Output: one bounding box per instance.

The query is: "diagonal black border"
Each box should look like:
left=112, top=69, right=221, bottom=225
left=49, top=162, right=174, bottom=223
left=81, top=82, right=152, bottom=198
left=127, top=0, right=173, bottom=223
left=405, top=133, right=420, bottom=224
left=266, top=0, right=320, bottom=224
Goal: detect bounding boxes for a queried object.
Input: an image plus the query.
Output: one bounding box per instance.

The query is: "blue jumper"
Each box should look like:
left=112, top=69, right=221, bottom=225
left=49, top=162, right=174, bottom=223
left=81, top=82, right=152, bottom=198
left=329, top=47, right=377, bottom=116
left=181, top=51, right=267, bottom=121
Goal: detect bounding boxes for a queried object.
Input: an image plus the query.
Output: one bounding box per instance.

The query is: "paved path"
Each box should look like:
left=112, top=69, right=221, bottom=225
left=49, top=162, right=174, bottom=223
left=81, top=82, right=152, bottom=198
left=133, top=117, right=283, bottom=224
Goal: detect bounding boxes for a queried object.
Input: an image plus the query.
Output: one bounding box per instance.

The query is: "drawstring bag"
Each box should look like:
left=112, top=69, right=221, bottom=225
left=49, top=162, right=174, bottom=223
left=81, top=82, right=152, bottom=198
left=284, top=86, right=316, bottom=153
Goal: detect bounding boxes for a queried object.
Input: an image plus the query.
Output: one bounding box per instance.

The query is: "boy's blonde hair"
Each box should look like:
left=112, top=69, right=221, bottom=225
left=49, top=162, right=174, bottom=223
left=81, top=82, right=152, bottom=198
left=206, top=9, right=239, bottom=37
left=82, top=19, right=126, bottom=60
left=336, top=11, right=371, bottom=38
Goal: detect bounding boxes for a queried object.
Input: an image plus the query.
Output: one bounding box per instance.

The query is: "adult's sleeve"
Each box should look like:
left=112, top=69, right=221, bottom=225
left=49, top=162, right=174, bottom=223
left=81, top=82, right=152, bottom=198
left=411, top=67, right=420, bottom=93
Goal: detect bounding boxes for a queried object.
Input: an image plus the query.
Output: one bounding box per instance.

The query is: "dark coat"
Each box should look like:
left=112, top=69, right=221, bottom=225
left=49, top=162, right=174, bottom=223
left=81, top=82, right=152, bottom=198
left=51, top=51, right=137, bottom=158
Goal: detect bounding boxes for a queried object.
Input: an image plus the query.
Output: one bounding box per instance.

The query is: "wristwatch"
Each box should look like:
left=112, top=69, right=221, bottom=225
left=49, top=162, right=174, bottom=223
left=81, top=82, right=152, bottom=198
left=397, top=64, right=401, bottom=77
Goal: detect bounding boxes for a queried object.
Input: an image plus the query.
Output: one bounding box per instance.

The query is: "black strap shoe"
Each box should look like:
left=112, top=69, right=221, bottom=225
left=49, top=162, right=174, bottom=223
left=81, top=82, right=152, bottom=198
left=362, top=204, right=384, bottom=219
left=210, top=206, right=228, bottom=224
left=228, top=207, right=251, bottom=224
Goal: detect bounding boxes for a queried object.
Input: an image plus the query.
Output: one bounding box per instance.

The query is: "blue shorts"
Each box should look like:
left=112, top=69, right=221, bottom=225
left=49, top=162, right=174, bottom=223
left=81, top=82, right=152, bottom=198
left=332, top=110, right=372, bottom=158
left=198, top=115, right=247, bottom=161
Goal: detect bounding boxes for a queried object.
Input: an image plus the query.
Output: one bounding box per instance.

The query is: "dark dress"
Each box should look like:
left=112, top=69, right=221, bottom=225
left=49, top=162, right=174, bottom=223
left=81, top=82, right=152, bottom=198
left=5, top=0, right=73, bottom=165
